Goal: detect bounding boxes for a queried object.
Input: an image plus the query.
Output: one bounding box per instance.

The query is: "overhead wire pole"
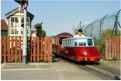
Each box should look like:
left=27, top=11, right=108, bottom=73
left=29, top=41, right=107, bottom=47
left=23, top=6, right=27, bottom=64
left=23, top=0, right=28, bottom=64
left=14, top=0, right=28, bottom=64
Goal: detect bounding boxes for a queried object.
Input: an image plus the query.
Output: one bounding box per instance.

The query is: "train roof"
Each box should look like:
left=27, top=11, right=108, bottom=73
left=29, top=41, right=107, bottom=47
left=63, top=37, right=93, bottom=41
left=54, top=32, right=73, bottom=37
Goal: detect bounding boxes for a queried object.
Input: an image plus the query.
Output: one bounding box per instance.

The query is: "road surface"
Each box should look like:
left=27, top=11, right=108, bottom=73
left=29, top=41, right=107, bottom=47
left=1, top=57, right=120, bottom=80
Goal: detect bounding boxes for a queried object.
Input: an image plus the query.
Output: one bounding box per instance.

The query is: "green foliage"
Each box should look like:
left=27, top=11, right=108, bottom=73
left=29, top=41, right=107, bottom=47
left=41, top=30, right=46, bottom=37
left=94, top=29, right=121, bottom=58
left=1, top=31, right=8, bottom=37
left=37, top=28, right=46, bottom=37
left=34, top=22, right=46, bottom=37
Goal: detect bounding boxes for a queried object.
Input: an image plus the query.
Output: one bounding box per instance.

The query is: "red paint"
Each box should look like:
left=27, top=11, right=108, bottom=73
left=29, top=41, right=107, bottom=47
left=52, top=44, right=100, bottom=62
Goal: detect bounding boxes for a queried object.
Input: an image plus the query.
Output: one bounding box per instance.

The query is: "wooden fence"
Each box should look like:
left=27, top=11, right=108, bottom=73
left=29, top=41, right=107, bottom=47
left=1, top=36, right=52, bottom=63
left=105, top=36, right=120, bottom=59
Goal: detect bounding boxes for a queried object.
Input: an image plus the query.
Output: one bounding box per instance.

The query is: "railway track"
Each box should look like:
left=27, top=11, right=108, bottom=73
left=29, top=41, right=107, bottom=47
left=55, top=56, right=120, bottom=80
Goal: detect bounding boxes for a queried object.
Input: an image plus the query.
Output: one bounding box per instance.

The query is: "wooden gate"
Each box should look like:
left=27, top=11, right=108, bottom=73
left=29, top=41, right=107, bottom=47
left=1, top=36, right=52, bottom=63
left=28, top=37, right=52, bottom=62
left=105, top=36, right=120, bottom=59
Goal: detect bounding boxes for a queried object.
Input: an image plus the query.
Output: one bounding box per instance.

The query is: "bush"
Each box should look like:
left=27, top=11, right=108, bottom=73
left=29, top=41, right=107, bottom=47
left=94, top=29, right=121, bottom=59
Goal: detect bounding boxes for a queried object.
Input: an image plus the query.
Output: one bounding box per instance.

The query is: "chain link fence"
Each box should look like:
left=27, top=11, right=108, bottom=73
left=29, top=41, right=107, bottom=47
left=83, top=9, right=121, bottom=39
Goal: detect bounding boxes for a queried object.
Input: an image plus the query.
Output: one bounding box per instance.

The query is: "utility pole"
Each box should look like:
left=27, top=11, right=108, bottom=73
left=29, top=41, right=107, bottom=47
left=14, top=0, right=28, bottom=64
left=22, top=7, right=27, bottom=64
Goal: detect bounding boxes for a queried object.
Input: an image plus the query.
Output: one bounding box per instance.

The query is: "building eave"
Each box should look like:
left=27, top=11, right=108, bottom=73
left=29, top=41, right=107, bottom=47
left=5, top=7, right=34, bottom=20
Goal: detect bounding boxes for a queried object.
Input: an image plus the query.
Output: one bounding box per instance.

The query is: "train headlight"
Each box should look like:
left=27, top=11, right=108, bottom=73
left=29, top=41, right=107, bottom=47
left=84, top=52, right=87, bottom=55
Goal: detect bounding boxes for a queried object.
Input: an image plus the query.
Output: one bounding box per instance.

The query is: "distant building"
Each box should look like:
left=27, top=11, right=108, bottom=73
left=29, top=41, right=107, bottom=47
left=1, top=19, right=8, bottom=36
left=31, top=30, right=36, bottom=34
left=5, top=7, right=34, bottom=37
left=31, top=30, right=37, bottom=38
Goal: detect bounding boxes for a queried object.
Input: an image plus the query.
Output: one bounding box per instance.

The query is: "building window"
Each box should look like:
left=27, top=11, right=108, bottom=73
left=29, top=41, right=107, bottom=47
left=21, top=17, right=30, bottom=35
left=21, top=17, right=29, bottom=27
left=10, top=17, right=19, bottom=34
left=15, top=17, right=18, bottom=23
left=15, top=29, right=18, bottom=34
left=11, top=29, right=14, bottom=34
left=11, top=17, right=14, bottom=22
left=21, top=29, right=23, bottom=34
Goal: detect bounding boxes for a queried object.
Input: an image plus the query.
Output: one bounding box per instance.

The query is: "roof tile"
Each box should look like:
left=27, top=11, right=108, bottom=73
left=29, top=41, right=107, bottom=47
left=1, top=19, right=8, bottom=30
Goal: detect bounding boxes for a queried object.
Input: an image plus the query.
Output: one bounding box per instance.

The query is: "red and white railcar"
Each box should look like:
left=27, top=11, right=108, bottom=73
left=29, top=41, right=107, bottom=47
left=52, top=37, right=100, bottom=63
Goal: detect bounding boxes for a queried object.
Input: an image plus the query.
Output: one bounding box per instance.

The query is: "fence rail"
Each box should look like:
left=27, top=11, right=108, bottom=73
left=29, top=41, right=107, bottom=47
left=1, top=36, right=52, bottom=63
left=105, top=36, right=120, bottom=59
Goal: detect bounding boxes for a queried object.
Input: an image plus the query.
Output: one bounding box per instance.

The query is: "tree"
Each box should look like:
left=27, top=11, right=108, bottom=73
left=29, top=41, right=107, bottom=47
left=41, top=30, right=46, bottom=37
left=34, top=22, right=46, bottom=37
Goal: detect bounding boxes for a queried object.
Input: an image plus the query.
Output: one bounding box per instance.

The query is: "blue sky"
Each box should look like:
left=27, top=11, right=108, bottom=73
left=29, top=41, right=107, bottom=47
left=1, top=0, right=120, bottom=36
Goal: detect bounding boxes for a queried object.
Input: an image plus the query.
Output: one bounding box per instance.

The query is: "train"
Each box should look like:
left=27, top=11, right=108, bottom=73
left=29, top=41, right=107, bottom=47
left=52, top=32, right=100, bottom=63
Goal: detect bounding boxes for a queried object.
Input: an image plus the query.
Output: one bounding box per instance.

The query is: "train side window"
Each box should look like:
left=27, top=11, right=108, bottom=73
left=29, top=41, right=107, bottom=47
left=88, top=39, right=93, bottom=46
left=68, top=40, right=70, bottom=46
left=70, top=39, right=72, bottom=46
left=64, top=40, right=66, bottom=46
left=64, top=40, right=66, bottom=45
left=75, top=42, right=77, bottom=46
left=65, top=40, right=67, bottom=46
left=69, top=40, right=71, bottom=46
left=67, top=40, right=69, bottom=46
left=72, top=39, right=75, bottom=46
left=62, top=40, right=64, bottom=46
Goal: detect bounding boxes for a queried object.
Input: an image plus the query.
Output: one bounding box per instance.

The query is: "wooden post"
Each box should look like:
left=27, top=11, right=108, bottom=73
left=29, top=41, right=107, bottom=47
left=105, top=37, right=108, bottom=59
left=48, top=37, right=51, bottom=62
left=44, top=37, right=46, bottom=62
left=1, top=36, right=2, bottom=63
left=7, top=37, right=10, bottom=62
left=11, top=36, right=13, bottom=62
left=3, top=36, right=6, bottom=63
left=33, top=38, right=36, bottom=62
left=30, top=37, right=33, bottom=62
left=15, top=36, right=18, bottom=62
left=19, top=36, right=22, bottom=62
left=40, top=37, right=43, bottom=61
left=37, top=37, right=39, bottom=62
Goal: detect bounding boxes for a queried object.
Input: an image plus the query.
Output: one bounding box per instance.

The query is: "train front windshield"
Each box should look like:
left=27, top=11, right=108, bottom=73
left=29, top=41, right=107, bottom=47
left=76, top=38, right=94, bottom=46
left=78, top=39, right=86, bottom=46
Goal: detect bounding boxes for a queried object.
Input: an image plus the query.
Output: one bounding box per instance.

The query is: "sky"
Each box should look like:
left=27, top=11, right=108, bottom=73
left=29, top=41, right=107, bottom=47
left=1, top=0, right=120, bottom=36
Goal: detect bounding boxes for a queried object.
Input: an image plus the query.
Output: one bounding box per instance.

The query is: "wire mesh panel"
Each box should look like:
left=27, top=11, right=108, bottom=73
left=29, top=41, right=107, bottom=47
left=84, top=10, right=121, bottom=39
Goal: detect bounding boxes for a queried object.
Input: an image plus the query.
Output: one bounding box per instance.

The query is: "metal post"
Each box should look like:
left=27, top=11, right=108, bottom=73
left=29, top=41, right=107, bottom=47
left=22, top=7, right=27, bottom=64
left=100, top=15, right=107, bottom=39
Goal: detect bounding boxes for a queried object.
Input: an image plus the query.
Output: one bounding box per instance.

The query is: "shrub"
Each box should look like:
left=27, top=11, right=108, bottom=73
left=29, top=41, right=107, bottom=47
left=94, top=29, right=121, bottom=59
